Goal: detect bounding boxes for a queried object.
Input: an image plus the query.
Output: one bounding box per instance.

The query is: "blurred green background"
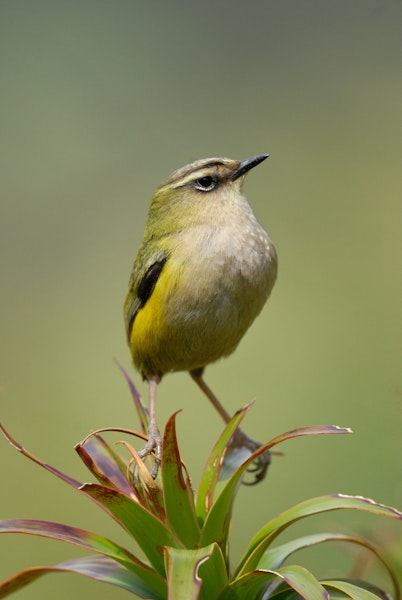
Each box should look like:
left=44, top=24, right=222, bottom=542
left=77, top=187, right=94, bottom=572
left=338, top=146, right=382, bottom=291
left=1, top=1, right=401, bottom=597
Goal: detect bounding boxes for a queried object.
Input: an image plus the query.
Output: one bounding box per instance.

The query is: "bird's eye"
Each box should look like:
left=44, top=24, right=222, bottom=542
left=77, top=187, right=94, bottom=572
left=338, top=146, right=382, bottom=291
left=194, top=176, right=217, bottom=192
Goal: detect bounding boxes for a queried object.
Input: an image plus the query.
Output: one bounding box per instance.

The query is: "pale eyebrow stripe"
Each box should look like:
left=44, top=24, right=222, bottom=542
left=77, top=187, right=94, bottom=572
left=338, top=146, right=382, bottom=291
left=162, top=161, right=227, bottom=190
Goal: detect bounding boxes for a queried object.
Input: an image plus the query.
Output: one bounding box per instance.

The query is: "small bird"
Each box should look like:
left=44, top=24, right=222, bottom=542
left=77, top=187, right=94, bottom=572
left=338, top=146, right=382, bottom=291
left=124, top=154, right=277, bottom=483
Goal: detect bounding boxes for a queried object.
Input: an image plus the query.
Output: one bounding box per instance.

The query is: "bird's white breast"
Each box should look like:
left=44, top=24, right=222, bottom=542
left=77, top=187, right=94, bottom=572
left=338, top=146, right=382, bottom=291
left=164, top=196, right=277, bottom=351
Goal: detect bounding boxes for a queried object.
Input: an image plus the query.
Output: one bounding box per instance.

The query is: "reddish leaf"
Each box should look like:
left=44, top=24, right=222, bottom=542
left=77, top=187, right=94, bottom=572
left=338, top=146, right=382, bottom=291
left=115, top=359, right=149, bottom=435
left=0, top=423, right=82, bottom=488
left=76, top=433, right=134, bottom=496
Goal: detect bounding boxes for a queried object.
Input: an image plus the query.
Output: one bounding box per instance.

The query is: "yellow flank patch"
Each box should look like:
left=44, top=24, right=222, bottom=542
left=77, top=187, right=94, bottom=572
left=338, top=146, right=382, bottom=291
left=129, top=261, right=173, bottom=375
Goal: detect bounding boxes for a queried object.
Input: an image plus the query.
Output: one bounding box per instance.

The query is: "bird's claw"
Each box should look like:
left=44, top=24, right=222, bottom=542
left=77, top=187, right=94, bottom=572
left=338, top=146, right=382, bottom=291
left=137, top=431, right=162, bottom=480
left=227, top=428, right=271, bottom=485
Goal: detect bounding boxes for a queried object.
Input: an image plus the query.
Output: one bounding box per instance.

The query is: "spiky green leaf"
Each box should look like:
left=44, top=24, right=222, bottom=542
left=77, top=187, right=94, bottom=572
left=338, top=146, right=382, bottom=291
left=165, top=543, right=228, bottom=600
left=201, top=426, right=351, bottom=549
left=236, top=494, right=402, bottom=577
left=322, top=579, right=387, bottom=599
left=0, top=555, right=166, bottom=599
left=218, top=565, right=328, bottom=600
left=197, top=543, right=229, bottom=599
left=196, top=404, right=250, bottom=523
left=259, top=532, right=400, bottom=598
left=81, top=483, right=184, bottom=576
left=161, top=413, right=200, bottom=547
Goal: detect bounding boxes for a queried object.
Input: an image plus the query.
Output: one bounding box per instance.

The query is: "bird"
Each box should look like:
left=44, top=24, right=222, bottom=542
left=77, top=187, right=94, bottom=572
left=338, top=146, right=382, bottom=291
left=124, top=154, right=277, bottom=483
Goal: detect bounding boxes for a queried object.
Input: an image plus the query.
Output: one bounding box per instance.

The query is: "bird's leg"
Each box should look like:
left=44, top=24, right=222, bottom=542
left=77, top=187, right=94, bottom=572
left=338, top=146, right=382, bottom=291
left=138, top=374, right=162, bottom=479
left=190, top=368, right=232, bottom=423
left=190, top=368, right=271, bottom=484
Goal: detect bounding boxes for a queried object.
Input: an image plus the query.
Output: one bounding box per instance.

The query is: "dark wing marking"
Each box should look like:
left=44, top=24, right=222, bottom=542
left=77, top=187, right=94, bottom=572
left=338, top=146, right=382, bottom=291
left=137, top=259, right=167, bottom=307
left=125, top=257, right=168, bottom=338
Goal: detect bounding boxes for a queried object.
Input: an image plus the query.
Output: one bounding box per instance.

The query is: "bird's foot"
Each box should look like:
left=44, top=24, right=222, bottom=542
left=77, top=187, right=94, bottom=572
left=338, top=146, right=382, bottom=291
left=138, top=427, right=162, bottom=480
left=227, top=428, right=271, bottom=485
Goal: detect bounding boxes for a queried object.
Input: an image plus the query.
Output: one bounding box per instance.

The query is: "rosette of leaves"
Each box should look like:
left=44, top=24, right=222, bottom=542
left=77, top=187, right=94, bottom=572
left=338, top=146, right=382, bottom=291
left=1, top=367, right=401, bottom=599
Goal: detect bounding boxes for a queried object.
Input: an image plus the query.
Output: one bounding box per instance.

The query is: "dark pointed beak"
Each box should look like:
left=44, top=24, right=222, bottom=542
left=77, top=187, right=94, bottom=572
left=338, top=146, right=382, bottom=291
left=230, top=153, right=270, bottom=181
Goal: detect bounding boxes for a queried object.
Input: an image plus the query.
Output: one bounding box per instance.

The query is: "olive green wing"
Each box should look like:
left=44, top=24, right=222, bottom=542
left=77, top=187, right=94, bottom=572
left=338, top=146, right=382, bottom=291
left=124, top=247, right=169, bottom=342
